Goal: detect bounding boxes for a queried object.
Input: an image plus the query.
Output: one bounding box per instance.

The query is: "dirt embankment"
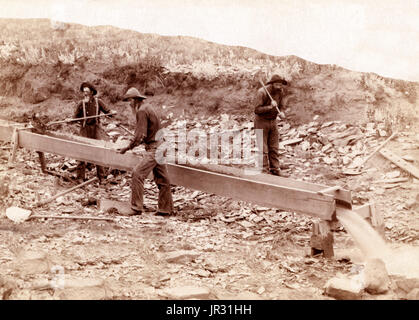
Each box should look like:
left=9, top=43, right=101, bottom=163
left=0, top=53, right=418, bottom=133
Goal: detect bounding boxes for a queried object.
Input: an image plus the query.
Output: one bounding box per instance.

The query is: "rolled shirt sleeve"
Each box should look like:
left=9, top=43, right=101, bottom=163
left=254, top=89, right=275, bottom=115
left=74, top=101, right=83, bottom=119
left=98, top=98, right=112, bottom=114
left=128, top=109, right=147, bottom=149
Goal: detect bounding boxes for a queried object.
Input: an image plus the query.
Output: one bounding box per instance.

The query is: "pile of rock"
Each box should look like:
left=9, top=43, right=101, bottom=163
left=324, top=258, right=419, bottom=300
left=149, top=113, right=395, bottom=174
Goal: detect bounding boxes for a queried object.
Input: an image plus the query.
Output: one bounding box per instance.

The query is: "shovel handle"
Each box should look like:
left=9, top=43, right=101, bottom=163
left=116, top=123, right=134, bottom=135
left=259, top=80, right=275, bottom=102
left=30, top=215, right=114, bottom=222
left=259, top=80, right=280, bottom=114
left=35, top=177, right=98, bottom=207
left=356, top=132, right=398, bottom=168
left=47, top=111, right=117, bottom=126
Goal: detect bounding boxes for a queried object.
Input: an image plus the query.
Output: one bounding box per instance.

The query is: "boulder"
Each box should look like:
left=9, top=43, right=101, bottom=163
left=53, top=278, right=110, bottom=300
left=162, top=286, right=212, bottom=300
left=406, top=288, right=419, bottom=300
left=165, top=250, right=200, bottom=264
left=22, top=82, right=51, bottom=104
left=393, top=275, right=419, bottom=298
left=324, top=277, right=363, bottom=300
left=0, top=275, right=16, bottom=300
left=363, top=258, right=390, bottom=294
left=99, top=199, right=132, bottom=215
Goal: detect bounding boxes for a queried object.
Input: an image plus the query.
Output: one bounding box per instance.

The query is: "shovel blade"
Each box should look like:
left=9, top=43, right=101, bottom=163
left=6, top=206, right=31, bottom=223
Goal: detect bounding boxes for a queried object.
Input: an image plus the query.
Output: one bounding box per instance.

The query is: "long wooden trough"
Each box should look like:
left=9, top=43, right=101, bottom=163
left=0, top=120, right=355, bottom=221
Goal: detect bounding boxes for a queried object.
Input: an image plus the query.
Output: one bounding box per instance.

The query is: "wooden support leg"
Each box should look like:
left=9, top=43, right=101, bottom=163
left=37, top=151, right=47, bottom=173
left=353, top=202, right=385, bottom=238
left=8, top=128, right=19, bottom=164
left=310, top=220, right=334, bottom=258
left=368, top=203, right=385, bottom=238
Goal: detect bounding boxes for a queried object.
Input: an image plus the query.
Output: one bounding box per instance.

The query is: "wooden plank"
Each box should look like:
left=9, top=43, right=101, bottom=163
left=348, top=203, right=385, bottom=237
left=373, top=177, right=409, bottom=184
left=17, top=131, right=139, bottom=170
left=190, top=163, right=352, bottom=207
left=167, top=164, right=336, bottom=220
left=0, top=122, right=352, bottom=206
left=0, top=123, right=337, bottom=219
left=317, top=185, right=341, bottom=195
left=379, top=148, right=419, bottom=179
left=351, top=203, right=371, bottom=219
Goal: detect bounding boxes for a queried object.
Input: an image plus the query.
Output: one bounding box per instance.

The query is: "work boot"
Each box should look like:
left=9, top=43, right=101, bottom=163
left=271, top=169, right=290, bottom=178
left=155, top=210, right=176, bottom=217
left=143, top=205, right=155, bottom=213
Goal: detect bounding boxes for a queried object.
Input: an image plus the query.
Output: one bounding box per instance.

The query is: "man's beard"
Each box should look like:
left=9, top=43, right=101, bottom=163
left=131, top=106, right=137, bottom=117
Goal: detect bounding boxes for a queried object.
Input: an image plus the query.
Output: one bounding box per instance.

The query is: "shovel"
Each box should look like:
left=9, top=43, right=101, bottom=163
left=259, top=80, right=281, bottom=114
left=342, top=131, right=398, bottom=175
left=5, top=177, right=99, bottom=223
left=46, top=111, right=117, bottom=126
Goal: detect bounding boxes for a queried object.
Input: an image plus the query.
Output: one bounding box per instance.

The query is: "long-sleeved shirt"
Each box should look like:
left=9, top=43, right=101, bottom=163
left=74, top=97, right=111, bottom=126
left=127, top=104, right=161, bottom=150
left=254, top=86, right=283, bottom=120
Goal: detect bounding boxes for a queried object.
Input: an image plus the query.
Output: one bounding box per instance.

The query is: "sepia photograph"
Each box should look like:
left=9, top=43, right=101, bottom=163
left=0, top=0, right=418, bottom=304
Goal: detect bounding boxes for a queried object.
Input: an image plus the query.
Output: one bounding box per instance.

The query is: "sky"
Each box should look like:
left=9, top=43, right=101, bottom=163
left=1, top=0, right=419, bottom=82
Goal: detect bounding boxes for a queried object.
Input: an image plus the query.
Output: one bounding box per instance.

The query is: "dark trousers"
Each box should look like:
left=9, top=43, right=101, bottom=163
left=131, top=147, right=174, bottom=214
left=254, top=116, right=280, bottom=175
left=76, top=124, right=104, bottom=180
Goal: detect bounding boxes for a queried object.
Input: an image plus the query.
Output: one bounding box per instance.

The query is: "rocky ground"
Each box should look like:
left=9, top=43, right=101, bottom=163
left=0, top=114, right=418, bottom=300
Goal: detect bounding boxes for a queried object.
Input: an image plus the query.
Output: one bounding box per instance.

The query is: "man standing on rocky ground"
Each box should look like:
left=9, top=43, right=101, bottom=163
left=117, top=87, right=174, bottom=216
left=254, top=74, right=290, bottom=177
left=74, top=81, right=113, bottom=183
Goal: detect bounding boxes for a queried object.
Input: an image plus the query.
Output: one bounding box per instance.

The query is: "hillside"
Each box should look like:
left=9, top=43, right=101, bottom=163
left=0, top=18, right=418, bottom=131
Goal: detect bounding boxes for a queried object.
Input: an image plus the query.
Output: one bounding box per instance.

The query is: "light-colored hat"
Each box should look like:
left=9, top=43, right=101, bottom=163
left=122, top=87, right=147, bottom=101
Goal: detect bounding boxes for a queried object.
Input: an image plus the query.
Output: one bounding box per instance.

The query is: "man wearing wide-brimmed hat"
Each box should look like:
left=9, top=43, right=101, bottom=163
left=117, top=87, right=174, bottom=216
left=254, top=74, right=289, bottom=177
left=74, top=81, right=114, bottom=182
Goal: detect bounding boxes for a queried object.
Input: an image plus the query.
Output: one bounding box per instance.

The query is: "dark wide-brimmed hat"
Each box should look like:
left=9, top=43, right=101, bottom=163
left=122, top=87, right=147, bottom=101
left=80, top=82, right=97, bottom=95
left=266, top=74, right=288, bottom=86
